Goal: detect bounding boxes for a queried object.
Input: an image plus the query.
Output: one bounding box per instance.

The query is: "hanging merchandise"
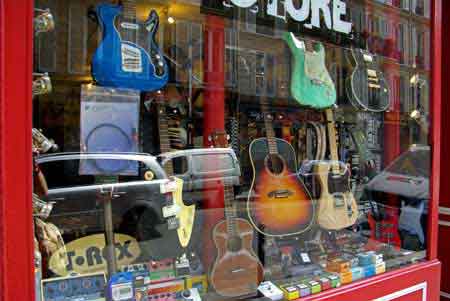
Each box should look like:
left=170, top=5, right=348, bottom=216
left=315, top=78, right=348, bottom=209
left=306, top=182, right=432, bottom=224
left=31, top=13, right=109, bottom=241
left=79, top=84, right=140, bottom=175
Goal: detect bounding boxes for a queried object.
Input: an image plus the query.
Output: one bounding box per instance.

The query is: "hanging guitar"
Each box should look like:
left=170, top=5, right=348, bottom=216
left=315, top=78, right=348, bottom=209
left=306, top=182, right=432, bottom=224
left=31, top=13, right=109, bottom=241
left=282, top=32, right=336, bottom=109
left=209, top=131, right=264, bottom=298
left=246, top=96, right=314, bottom=237
left=136, top=94, right=195, bottom=260
left=346, top=48, right=390, bottom=112
left=315, top=109, right=358, bottom=230
left=92, top=0, right=168, bottom=91
left=156, top=98, right=196, bottom=249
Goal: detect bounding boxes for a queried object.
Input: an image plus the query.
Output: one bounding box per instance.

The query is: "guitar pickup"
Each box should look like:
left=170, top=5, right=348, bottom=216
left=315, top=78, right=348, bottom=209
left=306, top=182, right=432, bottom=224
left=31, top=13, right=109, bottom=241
left=368, top=83, right=381, bottom=89
left=332, top=193, right=345, bottom=208
left=162, top=204, right=181, bottom=218
left=367, top=69, right=377, bottom=77
left=311, top=78, right=325, bottom=86
left=268, top=189, right=294, bottom=199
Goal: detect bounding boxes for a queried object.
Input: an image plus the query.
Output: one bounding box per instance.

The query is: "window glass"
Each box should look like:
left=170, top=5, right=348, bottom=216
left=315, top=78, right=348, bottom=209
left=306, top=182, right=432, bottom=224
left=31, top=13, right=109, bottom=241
left=32, top=0, right=432, bottom=300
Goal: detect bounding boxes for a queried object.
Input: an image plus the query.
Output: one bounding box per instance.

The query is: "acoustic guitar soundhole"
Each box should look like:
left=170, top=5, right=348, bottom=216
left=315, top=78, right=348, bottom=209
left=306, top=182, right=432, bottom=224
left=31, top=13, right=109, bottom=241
left=227, top=236, right=243, bottom=252
left=266, top=154, right=284, bottom=175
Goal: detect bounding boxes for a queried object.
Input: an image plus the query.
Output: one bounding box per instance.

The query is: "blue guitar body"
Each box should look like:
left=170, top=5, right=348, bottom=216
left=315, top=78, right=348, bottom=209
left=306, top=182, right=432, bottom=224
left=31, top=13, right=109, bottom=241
left=92, top=4, right=168, bottom=91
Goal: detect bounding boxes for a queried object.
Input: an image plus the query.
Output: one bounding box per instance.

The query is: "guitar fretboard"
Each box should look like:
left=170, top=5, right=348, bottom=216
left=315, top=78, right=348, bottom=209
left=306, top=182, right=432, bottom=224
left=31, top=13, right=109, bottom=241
left=158, top=104, right=174, bottom=176
left=223, top=183, right=238, bottom=236
left=260, top=96, right=279, bottom=155
left=122, top=0, right=137, bottom=20
left=325, top=108, right=340, bottom=175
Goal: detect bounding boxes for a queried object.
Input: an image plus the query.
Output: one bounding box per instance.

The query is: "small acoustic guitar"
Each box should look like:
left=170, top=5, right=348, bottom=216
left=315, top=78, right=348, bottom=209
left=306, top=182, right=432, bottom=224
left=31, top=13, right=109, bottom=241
left=209, top=131, right=264, bottom=298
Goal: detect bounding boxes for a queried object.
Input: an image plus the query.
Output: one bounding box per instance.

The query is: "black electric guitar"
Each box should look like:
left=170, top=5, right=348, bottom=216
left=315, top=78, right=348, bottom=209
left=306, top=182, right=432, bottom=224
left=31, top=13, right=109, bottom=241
left=209, top=131, right=264, bottom=298
left=315, top=109, right=358, bottom=230
left=246, top=96, right=314, bottom=237
left=346, top=48, right=390, bottom=112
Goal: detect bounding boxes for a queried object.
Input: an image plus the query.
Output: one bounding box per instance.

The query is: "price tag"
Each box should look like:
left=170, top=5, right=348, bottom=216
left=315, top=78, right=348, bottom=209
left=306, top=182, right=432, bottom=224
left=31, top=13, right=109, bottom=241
left=301, top=253, right=311, bottom=263
left=162, top=204, right=181, bottom=217
left=160, top=180, right=177, bottom=194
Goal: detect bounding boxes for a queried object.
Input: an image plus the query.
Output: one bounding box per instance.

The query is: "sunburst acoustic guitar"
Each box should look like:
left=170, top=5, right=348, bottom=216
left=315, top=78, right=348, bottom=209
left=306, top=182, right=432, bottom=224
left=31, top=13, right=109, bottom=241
left=315, top=108, right=358, bottom=230
left=246, top=96, right=315, bottom=237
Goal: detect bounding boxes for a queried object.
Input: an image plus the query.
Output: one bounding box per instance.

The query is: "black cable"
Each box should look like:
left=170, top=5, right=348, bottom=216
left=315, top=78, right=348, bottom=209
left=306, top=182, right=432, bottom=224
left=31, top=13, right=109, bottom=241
left=84, top=123, right=134, bottom=174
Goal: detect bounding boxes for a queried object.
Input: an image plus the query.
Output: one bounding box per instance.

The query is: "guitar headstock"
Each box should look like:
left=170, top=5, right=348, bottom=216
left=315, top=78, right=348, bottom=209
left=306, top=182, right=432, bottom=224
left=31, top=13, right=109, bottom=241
left=208, top=130, right=230, bottom=148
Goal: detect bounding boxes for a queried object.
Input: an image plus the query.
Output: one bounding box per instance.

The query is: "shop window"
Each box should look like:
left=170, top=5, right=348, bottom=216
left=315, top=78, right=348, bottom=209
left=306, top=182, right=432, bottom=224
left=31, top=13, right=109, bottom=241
left=32, top=0, right=432, bottom=300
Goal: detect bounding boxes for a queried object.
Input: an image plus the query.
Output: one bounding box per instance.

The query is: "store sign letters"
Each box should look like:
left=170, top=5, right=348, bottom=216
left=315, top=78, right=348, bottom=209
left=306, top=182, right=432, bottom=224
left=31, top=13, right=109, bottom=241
left=227, top=0, right=352, bottom=34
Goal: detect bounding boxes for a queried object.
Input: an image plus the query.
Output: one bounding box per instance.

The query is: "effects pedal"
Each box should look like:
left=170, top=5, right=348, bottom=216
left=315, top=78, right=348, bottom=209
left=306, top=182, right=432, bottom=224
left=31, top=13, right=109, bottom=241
left=178, top=288, right=201, bottom=301
left=257, top=281, right=284, bottom=301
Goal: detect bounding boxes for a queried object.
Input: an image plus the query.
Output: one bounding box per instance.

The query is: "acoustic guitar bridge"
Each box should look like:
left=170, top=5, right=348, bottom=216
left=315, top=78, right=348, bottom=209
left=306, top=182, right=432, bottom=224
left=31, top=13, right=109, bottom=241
left=268, top=189, right=294, bottom=199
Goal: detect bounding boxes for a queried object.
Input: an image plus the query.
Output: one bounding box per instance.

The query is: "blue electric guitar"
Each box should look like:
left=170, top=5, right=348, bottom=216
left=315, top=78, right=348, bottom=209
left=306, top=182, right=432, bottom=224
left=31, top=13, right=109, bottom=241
left=92, top=0, right=168, bottom=91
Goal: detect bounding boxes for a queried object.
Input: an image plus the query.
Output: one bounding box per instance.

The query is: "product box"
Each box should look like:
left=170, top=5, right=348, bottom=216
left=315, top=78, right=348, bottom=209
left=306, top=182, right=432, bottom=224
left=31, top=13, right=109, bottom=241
left=297, top=283, right=311, bottom=297
left=185, top=275, right=208, bottom=294
left=363, top=264, right=376, bottom=278
left=357, top=252, right=373, bottom=266
left=351, top=267, right=364, bottom=281
left=371, top=253, right=384, bottom=265
left=317, top=277, right=331, bottom=291
left=339, top=270, right=353, bottom=284
left=148, top=259, right=176, bottom=282
left=375, top=262, right=386, bottom=274
left=147, top=278, right=185, bottom=295
left=326, top=258, right=350, bottom=273
left=281, top=285, right=299, bottom=300
left=327, top=274, right=341, bottom=288
left=307, top=280, right=321, bottom=294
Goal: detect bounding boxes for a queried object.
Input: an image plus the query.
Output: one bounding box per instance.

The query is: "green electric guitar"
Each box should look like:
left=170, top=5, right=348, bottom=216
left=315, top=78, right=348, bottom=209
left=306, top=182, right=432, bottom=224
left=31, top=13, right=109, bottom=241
left=283, top=32, right=336, bottom=109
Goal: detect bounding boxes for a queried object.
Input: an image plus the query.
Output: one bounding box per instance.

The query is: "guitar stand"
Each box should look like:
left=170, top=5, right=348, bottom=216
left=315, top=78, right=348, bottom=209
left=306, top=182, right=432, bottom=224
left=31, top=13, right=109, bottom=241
left=100, top=186, right=118, bottom=278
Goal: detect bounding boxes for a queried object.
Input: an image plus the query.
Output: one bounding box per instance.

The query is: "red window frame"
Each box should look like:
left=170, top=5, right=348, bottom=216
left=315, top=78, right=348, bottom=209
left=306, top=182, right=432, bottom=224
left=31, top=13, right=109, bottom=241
left=0, top=0, right=442, bottom=300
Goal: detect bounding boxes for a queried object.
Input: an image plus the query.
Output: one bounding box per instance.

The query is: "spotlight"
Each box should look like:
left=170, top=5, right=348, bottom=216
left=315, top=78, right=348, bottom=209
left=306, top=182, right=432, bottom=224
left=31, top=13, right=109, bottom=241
left=167, top=16, right=175, bottom=24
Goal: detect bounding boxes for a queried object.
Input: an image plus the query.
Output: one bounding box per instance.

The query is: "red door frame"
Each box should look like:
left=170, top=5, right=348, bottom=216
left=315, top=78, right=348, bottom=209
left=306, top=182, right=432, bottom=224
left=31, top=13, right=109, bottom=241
left=0, top=1, right=35, bottom=301
left=0, top=1, right=442, bottom=301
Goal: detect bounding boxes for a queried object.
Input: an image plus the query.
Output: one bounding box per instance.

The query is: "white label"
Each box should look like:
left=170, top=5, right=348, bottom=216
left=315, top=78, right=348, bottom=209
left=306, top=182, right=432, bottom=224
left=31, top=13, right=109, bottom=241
left=120, top=22, right=139, bottom=30
left=363, top=54, right=374, bottom=63
left=111, top=283, right=133, bottom=300
left=301, top=253, right=311, bottom=263
left=160, top=180, right=177, bottom=193
left=121, top=44, right=142, bottom=73
left=162, top=204, right=181, bottom=217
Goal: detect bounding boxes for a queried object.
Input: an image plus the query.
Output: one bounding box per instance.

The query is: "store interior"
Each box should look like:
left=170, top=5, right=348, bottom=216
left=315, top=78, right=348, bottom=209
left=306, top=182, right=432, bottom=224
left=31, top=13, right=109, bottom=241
left=32, top=0, right=432, bottom=300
